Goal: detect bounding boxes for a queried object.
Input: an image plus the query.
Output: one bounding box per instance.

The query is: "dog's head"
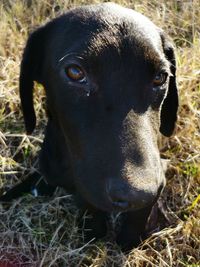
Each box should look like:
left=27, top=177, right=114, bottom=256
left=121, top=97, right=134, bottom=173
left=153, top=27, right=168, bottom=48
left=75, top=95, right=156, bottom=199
left=19, top=3, right=178, bottom=212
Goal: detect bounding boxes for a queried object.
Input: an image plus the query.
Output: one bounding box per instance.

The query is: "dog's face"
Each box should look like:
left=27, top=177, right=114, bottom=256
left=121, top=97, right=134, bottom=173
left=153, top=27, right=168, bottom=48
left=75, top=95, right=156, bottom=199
left=20, top=3, right=178, bottom=212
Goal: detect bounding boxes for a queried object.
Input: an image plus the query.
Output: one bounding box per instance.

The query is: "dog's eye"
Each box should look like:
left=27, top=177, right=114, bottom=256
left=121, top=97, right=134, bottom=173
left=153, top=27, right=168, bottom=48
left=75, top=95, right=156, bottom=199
left=65, top=65, right=86, bottom=83
left=153, top=72, right=168, bottom=87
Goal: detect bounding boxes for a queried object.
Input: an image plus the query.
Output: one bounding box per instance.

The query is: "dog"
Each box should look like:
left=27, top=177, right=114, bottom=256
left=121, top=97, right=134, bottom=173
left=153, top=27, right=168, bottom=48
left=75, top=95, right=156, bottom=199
left=1, top=2, right=178, bottom=250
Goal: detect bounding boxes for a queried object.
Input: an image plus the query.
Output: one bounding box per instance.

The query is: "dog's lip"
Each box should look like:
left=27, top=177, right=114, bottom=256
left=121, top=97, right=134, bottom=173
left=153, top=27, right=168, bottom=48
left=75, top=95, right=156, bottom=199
left=83, top=194, right=155, bottom=213
left=75, top=179, right=161, bottom=213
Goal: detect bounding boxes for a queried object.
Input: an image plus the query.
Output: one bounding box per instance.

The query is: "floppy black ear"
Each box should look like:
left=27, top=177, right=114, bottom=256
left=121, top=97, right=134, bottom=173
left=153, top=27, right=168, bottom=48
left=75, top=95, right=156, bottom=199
left=20, top=26, right=47, bottom=134
left=159, top=32, right=179, bottom=137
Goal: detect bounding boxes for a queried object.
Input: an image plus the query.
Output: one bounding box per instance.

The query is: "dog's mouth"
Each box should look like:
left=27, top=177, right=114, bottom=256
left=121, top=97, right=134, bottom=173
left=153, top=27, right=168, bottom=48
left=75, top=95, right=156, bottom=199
left=77, top=186, right=159, bottom=214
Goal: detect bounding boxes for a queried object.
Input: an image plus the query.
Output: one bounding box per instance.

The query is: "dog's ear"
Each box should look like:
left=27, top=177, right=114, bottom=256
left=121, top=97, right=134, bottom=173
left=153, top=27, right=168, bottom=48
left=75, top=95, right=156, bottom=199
left=20, top=26, right=47, bottom=134
left=159, top=32, right=179, bottom=137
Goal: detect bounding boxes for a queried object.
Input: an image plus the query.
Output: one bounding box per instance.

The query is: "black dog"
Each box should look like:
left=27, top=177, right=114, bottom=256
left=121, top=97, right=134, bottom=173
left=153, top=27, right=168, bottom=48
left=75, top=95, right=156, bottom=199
left=1, top=3, right=178, bottom=250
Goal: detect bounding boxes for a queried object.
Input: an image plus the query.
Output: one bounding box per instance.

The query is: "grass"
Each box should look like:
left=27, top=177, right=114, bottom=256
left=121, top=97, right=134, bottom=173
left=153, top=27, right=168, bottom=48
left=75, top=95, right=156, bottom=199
left=0, top=0, right=200, bottom=266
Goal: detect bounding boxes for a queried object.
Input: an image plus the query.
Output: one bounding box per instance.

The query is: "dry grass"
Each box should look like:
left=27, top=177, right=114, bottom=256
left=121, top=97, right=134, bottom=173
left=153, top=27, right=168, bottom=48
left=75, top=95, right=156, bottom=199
left=0, top=0, right=199, bottom=266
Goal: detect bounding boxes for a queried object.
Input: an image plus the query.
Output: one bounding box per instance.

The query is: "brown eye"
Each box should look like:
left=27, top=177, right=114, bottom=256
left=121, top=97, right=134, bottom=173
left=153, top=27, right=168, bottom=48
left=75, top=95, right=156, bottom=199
left=65, top=65, right=86, bottom=83
left=153, top=72, right=168, bottom=87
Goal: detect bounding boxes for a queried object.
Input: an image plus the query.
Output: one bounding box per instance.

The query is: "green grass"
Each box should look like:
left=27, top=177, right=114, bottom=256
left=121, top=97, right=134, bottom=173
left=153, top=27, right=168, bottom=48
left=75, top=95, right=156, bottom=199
left=0, top=0, right=200, bottom=266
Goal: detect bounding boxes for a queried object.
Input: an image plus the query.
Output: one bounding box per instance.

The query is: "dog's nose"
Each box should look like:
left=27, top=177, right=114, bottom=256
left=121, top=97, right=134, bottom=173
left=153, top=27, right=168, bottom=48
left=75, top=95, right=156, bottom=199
left=107, top=179, right=157, bottom=211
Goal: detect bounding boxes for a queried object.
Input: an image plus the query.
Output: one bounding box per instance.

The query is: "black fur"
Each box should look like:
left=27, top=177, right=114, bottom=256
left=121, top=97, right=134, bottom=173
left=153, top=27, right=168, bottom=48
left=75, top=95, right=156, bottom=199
left=1, top=3, right=178, bottom=250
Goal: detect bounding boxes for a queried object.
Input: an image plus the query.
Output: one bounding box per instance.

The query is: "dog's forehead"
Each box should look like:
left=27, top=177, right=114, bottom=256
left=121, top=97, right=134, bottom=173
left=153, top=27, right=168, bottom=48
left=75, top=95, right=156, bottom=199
left=49, top=3, right=163, bottom=65
left=80, top=5, right=158, bottom=43
left=69, top=3, right=159, bottom=36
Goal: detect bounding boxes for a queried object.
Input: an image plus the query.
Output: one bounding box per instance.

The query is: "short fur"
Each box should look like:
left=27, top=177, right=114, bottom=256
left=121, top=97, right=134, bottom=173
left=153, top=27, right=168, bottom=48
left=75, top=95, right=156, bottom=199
left=1, top=3, right=178, bottom=250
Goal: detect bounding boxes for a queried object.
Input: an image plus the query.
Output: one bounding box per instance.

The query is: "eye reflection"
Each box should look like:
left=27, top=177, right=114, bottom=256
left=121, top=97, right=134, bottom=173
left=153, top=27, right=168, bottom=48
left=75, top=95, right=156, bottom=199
left=65, top=65, right=86, bottom=83
left=153, top=72, right=168, bottom=87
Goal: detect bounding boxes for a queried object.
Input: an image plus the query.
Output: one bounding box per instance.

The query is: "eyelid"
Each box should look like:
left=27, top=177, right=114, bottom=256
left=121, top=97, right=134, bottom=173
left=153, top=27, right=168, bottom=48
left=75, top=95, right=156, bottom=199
left=156, top=68, right=171, bottom=79
left=56, top=53, right=85, bottom=72
left=58, top=53, right=84, bottom=65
